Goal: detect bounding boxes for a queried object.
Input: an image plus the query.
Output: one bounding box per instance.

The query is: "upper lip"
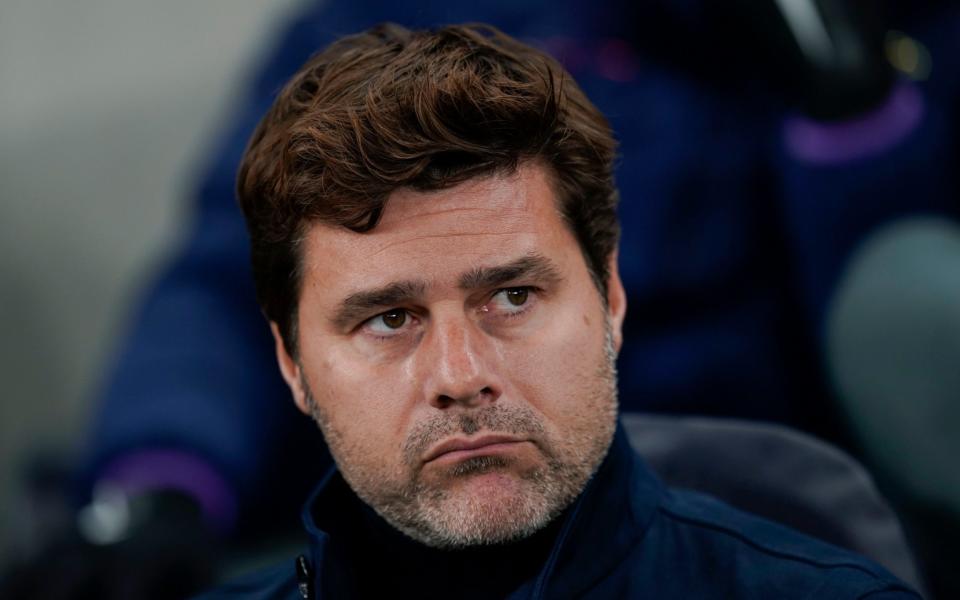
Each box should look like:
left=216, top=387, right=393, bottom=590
left=423, top=434, right=526, bottom=463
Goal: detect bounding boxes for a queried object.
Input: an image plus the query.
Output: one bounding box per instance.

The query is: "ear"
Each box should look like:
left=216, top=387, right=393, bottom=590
left=270, top=322, right=311, bottom=416
left=604, top=250, right=627, bottom=354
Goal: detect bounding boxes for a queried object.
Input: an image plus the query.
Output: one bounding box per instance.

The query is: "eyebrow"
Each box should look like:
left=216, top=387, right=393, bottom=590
left=331, top=279, right=428, bottom=331
left=457, top=252, right=563, bottom=291
left=329, top=253, right=563, bottom=331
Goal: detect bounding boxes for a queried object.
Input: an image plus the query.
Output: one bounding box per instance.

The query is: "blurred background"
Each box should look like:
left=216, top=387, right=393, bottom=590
left=0, top=0, right=957, bottom=598
left=0, top=0, right=307, bottom=559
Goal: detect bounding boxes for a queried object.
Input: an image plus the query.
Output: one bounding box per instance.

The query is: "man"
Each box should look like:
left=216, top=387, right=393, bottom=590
left=198, top=23, right=917, bottom=599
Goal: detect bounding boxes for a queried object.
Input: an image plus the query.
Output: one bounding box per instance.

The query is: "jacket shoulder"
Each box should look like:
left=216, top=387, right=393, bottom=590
left=645, top=489, right=921, bottom=599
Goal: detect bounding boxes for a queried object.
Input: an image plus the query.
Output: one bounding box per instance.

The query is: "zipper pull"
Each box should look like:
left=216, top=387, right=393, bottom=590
left=295, top=554, right=314, bottom=599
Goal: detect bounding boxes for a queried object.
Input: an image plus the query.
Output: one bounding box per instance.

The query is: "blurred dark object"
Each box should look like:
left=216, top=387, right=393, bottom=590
left=0, top=455, right=217, bottom=600
left=901, top=502, right=960, bottom=600
left=633, top=0, right=895, bottom=119
left=827, top=216, right=960, bottom=599
left=624, top=413, right=924, bottom=593
left=741, top=0, right=894, bottom=119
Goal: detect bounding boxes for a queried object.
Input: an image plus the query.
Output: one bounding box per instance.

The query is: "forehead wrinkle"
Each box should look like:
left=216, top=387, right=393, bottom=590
left=367, top=230, right=528, bottom=259
left=381, top=204, right=515, bottom=227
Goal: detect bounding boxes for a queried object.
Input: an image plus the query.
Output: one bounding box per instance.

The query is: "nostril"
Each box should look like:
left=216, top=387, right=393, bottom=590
left=433, top=387, right=497, bottom=409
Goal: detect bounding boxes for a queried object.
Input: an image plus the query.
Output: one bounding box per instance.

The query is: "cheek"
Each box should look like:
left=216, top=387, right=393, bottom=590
left=501, top=299, right=608, bottom=419
left=304, top=348, right=415, bottom=452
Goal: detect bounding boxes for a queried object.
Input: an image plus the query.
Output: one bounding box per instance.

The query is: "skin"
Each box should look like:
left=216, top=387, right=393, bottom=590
left=272, top=163, right=627, bottom=548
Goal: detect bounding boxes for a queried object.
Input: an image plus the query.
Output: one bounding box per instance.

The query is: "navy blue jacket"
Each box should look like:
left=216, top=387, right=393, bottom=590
left=198, top=425, right=919, bottom=599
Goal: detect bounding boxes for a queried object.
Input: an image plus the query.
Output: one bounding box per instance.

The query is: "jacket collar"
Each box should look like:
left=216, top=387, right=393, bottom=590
left=536, top=422, right=663, bottom=597
left=300, top=420, right=663, bottom=598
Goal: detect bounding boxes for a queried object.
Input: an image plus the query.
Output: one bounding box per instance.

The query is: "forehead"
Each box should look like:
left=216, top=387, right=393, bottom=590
left=299, top=164, right=580, bottom=292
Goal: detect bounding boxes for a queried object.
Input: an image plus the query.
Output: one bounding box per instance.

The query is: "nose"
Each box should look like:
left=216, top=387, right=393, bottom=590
left=421, top=314, right=500, bottom=410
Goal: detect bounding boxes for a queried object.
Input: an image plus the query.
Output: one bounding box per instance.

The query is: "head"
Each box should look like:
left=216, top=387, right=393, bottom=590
left=238, top=23, right=625, bottom=548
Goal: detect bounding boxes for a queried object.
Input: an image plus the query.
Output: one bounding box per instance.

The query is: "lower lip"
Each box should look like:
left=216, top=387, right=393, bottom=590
left=429, top=441, right=529, bottom=465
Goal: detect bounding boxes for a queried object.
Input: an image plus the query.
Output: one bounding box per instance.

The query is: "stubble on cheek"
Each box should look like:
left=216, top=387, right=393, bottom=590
left=301, top=385, right=568, bottom=545
left=296, top=325, right=619, bottom=548
left=298, top=380, right=409, bottom=495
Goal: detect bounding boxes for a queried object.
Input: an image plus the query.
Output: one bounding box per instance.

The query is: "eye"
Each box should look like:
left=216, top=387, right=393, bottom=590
left=380, top=309, right=406, bottom=328
left=363, top=309, right=409, bottom=335
left=503, top=288, right=528, bottom=306
left=487, top=287, right=534, bottom=315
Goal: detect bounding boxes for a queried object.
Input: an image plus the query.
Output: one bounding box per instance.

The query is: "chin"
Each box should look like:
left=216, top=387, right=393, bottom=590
left=390, top=464, right=570, bottom=549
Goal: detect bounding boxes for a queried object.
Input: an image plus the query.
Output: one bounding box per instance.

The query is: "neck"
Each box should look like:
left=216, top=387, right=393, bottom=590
left=339, top=497, right=564, bottom=599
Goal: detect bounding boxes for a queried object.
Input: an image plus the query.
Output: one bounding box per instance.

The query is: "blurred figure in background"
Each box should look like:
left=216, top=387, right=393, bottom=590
left=2, top=1, right=957, bottom=598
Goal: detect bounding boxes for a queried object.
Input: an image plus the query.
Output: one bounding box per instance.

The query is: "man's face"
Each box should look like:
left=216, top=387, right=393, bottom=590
left=273, top=163, right=626, bottom=548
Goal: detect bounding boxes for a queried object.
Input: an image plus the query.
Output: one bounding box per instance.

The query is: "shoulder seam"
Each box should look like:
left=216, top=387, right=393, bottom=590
left=856, top=586, right=923, bottom=599
left=658, top=504, right=893, bottom=582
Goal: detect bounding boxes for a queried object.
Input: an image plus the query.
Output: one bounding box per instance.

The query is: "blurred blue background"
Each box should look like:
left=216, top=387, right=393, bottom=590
left=0, top=0, right=308, bottom=559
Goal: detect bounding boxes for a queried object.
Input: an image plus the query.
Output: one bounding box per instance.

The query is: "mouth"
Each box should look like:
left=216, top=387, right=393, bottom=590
left=423, top=434, right=530, bottom=465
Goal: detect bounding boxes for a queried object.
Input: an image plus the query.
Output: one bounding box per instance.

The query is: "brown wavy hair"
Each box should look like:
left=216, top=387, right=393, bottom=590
left=238, top=23, right=619, bottom=355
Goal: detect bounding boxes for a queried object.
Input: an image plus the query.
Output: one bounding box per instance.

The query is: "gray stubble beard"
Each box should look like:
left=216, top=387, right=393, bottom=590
left=301, top=329, right=619, bottom=549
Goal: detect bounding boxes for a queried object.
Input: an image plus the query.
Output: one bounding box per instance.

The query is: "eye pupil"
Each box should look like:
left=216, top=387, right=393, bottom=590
left=506, top=288, right=528, bottom=306
left=382, top=310, right=406, bottom=329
